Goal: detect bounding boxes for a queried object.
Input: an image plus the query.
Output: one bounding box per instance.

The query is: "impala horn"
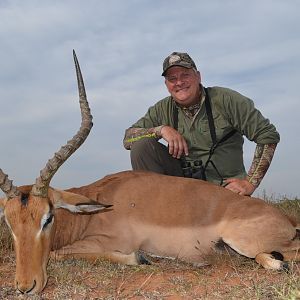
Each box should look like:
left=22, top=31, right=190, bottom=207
left=31, top=50, right=93, bottom=197
left=0, top=169, right=20, bottom=199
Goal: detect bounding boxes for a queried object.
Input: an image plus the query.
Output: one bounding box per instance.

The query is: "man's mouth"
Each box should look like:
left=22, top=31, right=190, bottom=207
left=176, top=87, right=189, bottom=93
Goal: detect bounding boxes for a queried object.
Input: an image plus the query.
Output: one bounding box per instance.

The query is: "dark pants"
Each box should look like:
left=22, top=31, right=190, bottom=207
left=130, top=138, right=184, bottom=176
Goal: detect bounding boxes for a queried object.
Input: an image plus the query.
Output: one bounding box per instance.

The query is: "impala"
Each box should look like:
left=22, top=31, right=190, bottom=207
left=1, top=52, right=300, bottom=295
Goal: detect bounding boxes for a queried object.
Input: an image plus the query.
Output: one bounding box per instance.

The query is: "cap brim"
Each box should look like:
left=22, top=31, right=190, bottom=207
left=161, top=64, right=193, bottom=76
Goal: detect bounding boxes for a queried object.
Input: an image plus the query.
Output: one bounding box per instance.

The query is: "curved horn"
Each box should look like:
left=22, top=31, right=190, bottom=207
left=31, top=50, right=93, bottom=197
left=0, top=168, right=20, bottom=199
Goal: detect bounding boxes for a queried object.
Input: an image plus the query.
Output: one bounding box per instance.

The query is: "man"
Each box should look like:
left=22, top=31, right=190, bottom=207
left=123, top=52, right=280, bottom=196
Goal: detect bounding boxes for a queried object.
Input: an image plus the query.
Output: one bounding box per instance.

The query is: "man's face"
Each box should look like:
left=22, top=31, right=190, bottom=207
left=164, top=66, right=201, bottom=107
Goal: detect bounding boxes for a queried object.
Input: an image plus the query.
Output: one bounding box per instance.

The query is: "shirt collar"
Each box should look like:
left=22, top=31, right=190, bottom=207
left=172, top=84, right=206, bottom=118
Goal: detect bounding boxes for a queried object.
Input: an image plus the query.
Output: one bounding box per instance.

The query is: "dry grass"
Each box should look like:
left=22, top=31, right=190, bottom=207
left=0, top=219, right=14, bottom=262
left=1, top=198, right=300, bottom=299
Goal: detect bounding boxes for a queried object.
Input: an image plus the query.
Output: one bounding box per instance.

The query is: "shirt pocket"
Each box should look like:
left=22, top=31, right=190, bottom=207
left=200, top=118, right=231, bottom=141
left=199, top=120, right=209, bottom=134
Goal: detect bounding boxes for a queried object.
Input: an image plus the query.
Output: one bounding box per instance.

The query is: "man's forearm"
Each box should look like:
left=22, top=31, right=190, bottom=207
left=123, top=126, right=164, bottom=150
left=247, top=143, right=277, bottom=188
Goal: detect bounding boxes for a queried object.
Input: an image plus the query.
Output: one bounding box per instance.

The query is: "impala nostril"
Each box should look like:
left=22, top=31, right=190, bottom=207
left=16, top=279, right=37, bottom=294
left=26, top=279, right=37, bottom=294
left=16, top=283, right=25, bottom=295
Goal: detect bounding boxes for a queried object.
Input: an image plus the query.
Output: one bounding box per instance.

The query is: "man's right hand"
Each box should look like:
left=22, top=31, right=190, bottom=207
left=160, top=126, right=189, bottom=159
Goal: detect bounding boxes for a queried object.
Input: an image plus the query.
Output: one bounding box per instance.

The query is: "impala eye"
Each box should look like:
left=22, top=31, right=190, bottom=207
left=41, top=213, right=54, bottom=230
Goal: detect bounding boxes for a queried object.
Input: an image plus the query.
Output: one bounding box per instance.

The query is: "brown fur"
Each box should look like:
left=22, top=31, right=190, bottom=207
left=1, top=170, right=300, bottom=294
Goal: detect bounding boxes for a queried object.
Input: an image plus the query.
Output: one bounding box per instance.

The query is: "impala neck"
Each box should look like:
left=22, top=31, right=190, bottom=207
left=51, top=211, right=92, bottom=250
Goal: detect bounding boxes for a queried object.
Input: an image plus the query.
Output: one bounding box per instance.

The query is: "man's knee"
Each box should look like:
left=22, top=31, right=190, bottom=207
left=130, top=138, right=169, bottom=172
left=130, top=138, right=182, bottom=176
left=131, top=138, right=160, bottom=159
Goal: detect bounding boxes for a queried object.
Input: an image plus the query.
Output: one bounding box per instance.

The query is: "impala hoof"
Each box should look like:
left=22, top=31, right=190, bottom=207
left=136, top=251, right=151, bottom=265
left=281, top=262, right=289, bottom=272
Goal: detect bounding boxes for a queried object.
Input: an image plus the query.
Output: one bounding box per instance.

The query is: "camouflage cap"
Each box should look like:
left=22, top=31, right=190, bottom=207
left=162, top=52, right=197, bottom=76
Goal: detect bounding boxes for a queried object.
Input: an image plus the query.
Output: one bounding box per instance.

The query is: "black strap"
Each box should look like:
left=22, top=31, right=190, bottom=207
left=173, top=87, right=236, bottom=147
left=204, top=88, right=237, bottom=184
left=204, top=88, right=217, bottom=145
left=204, top=87, right=237, bottom=154
left=172, top=87, right=237, bottom=184
left=173, top=104, right=178, bottom=130
left=203, top=130, right=236, bottom=186
left=210, top=129, right=237, bottom=153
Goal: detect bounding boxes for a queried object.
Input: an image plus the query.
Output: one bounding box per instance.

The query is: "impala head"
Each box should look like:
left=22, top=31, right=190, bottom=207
left=0, top=51, right=106, bottom=294
left=0, top=190, right=54, bottom=294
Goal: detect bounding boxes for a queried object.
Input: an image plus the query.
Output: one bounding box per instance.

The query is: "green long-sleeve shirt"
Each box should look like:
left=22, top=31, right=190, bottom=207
left=124, top=86, right=280, bottom=185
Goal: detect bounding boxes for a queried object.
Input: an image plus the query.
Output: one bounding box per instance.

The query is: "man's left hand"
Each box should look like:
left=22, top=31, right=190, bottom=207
left=224, top=178, right=256, bottom=196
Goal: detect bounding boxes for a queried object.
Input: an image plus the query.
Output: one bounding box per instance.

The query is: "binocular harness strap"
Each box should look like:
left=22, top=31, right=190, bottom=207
left=173, top=87, right=237, bottom=185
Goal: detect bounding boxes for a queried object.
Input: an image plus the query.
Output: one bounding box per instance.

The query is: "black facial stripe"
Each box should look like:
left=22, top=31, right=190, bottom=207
left=42, top=213, right=54, bottom=230
left=20, top=193, right=29, bottom=206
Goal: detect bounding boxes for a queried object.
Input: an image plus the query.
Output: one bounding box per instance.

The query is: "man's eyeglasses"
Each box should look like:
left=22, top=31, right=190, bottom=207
left=165, top=73, right=193, bottom=84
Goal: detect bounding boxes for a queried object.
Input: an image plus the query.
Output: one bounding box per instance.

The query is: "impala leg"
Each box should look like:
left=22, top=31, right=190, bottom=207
left=51, top=249, right=142, bottom=265
left=50, top=239, right=149, bottom=265
left=255, top=252, right=288, bottom=270
left=275, top=239, right=300, bottom=264
left=282, top=250, right=300, bottom=262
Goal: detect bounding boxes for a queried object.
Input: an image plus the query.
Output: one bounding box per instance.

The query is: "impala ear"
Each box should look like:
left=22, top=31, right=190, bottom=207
left=49, top=188, right=112, bottom=214
left=54, top=201, right=112, bottom=214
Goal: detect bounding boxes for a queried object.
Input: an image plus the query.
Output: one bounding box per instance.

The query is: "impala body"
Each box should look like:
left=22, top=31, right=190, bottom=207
left=1, top=171, right=300, bottom=294
left=66, top=171, right=300, bottom=266
left=1, top=52, right=300, bottom=295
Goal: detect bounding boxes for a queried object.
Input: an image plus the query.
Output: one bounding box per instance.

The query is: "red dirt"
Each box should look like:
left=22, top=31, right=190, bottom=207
left=1, top=253, right=298, bottom=299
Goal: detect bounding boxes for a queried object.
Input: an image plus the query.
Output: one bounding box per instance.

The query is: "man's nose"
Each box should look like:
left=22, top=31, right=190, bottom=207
left=175, top=78, right=185, bottom=85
